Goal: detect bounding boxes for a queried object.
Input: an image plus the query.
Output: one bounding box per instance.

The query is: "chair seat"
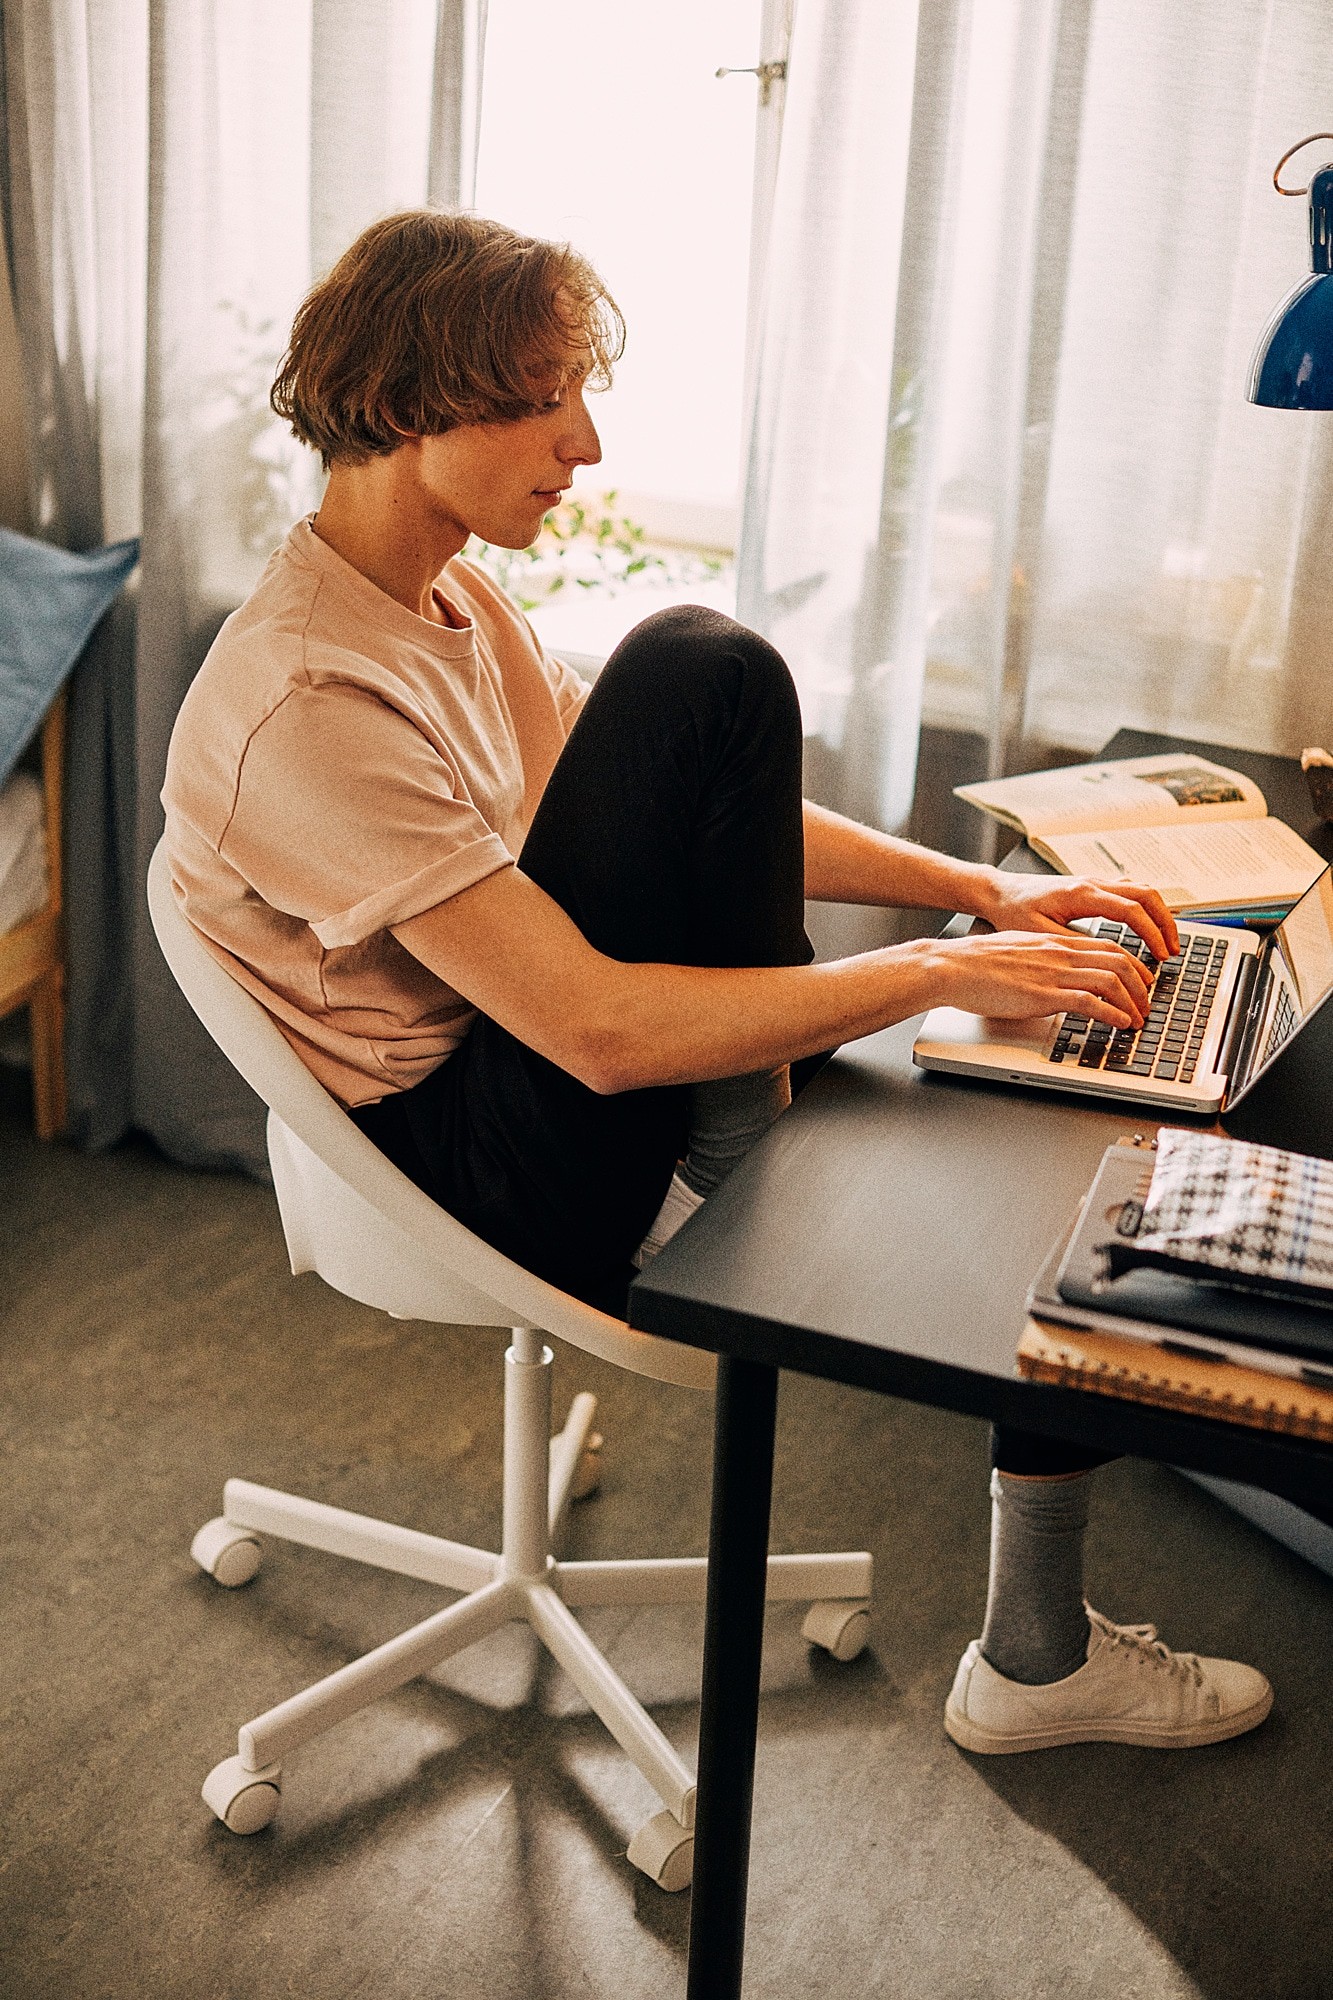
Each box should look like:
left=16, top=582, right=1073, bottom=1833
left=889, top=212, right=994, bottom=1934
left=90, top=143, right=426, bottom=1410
left=148, top=840, right=714, bottom=1386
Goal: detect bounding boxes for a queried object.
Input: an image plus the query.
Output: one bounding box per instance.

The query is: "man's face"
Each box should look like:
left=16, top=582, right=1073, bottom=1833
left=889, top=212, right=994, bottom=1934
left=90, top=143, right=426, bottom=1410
left=412, top=367, right=603, bottom=551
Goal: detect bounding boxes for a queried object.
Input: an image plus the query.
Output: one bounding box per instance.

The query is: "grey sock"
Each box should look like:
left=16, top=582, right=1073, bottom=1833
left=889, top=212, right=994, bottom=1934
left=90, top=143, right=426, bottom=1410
left=679, top=1066, right=791, bottom=1198
left=979, top=1468, right=1094, bottom=1685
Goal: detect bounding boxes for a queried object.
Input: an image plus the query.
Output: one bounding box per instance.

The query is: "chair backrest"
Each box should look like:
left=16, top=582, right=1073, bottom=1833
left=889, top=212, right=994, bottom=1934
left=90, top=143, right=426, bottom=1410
left=146, top=840, right=714, bottom=1390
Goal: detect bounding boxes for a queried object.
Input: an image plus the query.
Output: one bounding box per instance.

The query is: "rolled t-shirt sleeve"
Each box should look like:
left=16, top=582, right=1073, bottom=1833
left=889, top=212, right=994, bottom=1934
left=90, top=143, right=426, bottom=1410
left=221, top=684, right=514, bottom=949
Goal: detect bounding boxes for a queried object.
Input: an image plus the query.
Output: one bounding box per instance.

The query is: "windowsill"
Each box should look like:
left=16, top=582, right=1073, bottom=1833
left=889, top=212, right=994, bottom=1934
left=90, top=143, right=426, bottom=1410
left=527, top=568, right=738, bottom=675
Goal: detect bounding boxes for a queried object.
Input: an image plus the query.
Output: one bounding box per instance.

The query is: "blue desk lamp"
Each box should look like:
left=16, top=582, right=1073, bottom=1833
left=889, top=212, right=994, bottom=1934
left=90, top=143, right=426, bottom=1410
left=1247, top=136, right=1333, bottom=819
left=1249, top=134, right=1333, bottom=407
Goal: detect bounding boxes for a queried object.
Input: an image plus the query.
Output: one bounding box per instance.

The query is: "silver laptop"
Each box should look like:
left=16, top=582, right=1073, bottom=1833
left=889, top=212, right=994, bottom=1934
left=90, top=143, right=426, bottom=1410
left=912, top=864, right=1333, bottom=1115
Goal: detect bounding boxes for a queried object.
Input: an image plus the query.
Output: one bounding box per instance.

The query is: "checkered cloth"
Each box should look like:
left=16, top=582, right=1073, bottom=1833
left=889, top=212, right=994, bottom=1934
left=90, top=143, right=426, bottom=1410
left=1104, top=1127, right=1333, bottom=1301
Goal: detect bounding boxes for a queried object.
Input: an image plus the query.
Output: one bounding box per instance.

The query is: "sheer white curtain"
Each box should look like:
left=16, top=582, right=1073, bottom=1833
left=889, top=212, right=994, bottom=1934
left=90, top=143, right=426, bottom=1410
left=3, top=0, right=485, bottom=1165
left=741, top=0, right=1333, bottom=851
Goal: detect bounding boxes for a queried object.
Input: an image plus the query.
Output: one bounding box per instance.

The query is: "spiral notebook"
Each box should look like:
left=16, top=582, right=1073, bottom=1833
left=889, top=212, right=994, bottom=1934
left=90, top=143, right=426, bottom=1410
left=1017, top=1316, right=1333, bottom=1442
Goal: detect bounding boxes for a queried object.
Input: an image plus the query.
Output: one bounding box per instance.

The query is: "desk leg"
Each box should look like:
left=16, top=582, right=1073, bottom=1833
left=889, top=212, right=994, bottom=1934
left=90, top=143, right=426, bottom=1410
left=687, top=1354, right=779, bottom=2000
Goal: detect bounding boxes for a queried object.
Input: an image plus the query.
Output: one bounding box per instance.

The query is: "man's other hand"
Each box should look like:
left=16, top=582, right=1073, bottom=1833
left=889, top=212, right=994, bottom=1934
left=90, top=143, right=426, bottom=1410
left=977, top=872, right=1179, bottom=962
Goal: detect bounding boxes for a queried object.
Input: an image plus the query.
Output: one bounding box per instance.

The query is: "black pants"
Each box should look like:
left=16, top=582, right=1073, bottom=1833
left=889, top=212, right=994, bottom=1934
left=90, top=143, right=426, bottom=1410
left=355, top=606, right=810, bottom=1314
left=355, top=605, right=1107, bottom=1475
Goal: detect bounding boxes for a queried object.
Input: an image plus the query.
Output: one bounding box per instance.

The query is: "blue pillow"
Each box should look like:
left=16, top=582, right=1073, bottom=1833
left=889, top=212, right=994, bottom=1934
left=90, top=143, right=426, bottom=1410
left=0, top=527, right=141, bottom=790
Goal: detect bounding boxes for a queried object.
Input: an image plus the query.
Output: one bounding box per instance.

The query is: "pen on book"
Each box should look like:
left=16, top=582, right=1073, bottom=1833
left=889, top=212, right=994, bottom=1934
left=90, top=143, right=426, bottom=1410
left=1179, top=906, right=1293, bottom=931
left=1092, top=839, right=1126, bottom=872
left=1034, top=1301, right=1311, bottom=1384
left=1147, top=1334, right=1333, bottom=1387
left=1157, top=1335, right=1305, bottom=1379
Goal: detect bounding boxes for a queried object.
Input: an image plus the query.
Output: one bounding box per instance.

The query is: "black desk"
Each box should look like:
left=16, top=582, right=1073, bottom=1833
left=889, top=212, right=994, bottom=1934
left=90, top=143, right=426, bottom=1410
left=628, top=730, right=1333, bottom=1999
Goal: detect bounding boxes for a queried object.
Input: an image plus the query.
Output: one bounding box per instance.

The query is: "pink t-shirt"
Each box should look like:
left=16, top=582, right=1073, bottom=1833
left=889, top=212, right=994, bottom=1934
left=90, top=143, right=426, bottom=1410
left=162, top=518, right=589, bottom=1106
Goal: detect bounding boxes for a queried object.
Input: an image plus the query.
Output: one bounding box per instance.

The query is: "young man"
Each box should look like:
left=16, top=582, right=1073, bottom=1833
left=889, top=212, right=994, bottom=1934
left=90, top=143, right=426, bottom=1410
left=162, top=209, right=1271, bottom=1753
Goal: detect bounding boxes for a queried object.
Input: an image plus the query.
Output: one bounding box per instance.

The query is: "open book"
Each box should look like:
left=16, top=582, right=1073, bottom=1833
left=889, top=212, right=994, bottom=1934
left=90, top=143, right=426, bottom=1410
left=955, top=752, right=1325, bottom=913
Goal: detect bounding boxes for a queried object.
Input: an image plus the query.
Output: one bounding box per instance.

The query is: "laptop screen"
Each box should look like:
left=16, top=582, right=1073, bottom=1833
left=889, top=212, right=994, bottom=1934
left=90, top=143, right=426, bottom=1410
left=1270, top=865, right=1333, bottom=1018
left=1230, top=863, right=1333, bottom=1096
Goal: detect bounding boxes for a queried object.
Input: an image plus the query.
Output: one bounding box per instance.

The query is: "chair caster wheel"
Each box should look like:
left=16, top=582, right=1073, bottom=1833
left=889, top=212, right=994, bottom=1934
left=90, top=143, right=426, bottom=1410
left=626, top=1807, right=693, bottom=1892
left=191, top=1516, right=262, bottom=1587
left=802, top=1598, right=871, bottom=1662
left=202, top=1754, right=282, bottom=1834
left=571, top=1432, right=604, bottom=1501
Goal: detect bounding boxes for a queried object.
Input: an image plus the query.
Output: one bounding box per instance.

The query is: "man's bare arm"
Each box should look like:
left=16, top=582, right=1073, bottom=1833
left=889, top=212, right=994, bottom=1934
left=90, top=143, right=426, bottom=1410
left=392, top=864, right=1152, bottom=1095
left=803, top=800, right=999, bottom=910
left=801, top=800, right=1179, bottom=959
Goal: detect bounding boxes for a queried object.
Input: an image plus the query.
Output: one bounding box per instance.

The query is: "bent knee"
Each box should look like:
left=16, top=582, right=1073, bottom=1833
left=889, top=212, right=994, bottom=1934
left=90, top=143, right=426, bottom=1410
left=621, top=601, right=773, bottom=667
left=604, top=603, right=799, bottom=724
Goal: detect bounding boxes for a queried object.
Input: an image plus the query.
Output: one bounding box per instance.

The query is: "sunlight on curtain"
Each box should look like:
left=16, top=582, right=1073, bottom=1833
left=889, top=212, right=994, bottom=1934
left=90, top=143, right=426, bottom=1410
left=738, top=0, right=929, bottom=835
left=1019, top=0, right=1333, bottom=760
left=474, top=0, right=760, bottom=528
left=743, top=0, right=1333, bottom=846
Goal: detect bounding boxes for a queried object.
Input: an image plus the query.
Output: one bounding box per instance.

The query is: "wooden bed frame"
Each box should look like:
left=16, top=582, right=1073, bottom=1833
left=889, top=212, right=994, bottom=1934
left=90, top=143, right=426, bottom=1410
left=0, top=688, right=67, bottom=1136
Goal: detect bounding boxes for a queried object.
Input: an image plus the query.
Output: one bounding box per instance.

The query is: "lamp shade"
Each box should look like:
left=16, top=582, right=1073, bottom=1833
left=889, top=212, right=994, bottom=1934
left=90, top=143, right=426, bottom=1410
left=1249, top=162, right=1333, bottom=408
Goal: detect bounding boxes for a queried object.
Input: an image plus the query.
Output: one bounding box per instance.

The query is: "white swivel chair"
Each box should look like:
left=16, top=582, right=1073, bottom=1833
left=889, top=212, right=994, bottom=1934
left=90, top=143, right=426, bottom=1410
left=147, top=840, right=872, bottom=1890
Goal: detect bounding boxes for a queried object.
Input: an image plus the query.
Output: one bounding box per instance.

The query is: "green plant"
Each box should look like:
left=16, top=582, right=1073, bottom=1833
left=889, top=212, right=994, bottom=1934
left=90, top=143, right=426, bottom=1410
left=468, top=490, right=727, bottom=612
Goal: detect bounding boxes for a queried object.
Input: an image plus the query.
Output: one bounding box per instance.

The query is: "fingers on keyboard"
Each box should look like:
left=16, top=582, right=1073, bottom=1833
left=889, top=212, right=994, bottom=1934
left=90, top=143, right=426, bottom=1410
left=1050, top=926, right=1227, bottom=1081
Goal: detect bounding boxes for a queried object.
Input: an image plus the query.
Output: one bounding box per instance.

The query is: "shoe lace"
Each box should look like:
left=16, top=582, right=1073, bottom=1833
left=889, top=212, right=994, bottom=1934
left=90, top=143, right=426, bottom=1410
left=1087, top=1607, right=1204, bottom=1687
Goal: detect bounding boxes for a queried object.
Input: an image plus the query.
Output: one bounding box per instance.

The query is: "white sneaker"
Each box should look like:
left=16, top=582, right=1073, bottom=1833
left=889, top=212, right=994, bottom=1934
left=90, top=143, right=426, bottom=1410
left=944, top=1606, right=1273, bottom=1754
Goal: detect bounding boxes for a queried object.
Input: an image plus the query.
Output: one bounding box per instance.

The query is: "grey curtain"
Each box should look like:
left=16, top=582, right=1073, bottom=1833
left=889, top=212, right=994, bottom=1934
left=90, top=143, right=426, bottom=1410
left=2, top=0, right=487, bottom=1168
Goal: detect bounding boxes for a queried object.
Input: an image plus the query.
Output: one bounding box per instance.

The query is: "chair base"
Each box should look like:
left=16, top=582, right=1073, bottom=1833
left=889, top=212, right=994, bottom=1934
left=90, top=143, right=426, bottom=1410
left=192, top=1330, right=874, bottom=1890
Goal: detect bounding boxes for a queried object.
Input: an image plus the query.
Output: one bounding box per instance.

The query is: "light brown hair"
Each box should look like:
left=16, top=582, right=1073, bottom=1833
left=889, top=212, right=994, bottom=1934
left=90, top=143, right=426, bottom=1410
left=271, top=209, right=624, bottom=467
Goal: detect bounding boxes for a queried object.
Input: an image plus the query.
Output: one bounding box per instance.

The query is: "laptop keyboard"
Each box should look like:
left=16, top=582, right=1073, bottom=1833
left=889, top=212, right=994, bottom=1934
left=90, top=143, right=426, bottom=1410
left=1048, top=923, right=1228, bottom=1084
left=1263, top=985, right=1296, bottom=1065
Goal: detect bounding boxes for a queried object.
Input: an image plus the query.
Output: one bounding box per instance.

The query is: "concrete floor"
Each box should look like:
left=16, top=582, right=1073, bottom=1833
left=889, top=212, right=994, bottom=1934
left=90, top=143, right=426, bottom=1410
left=4, top=1067, right=1333, bottom=2000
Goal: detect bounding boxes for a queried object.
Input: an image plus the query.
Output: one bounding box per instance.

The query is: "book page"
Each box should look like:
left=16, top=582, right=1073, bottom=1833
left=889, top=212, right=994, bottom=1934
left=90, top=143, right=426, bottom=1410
left=1038, top=817, right=1325, bottom=910
left=955, top=752, right=1265, bottom=837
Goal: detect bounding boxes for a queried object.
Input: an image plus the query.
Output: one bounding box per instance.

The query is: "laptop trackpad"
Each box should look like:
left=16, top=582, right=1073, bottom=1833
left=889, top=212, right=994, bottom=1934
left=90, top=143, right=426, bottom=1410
left=920, top=1006, right=1059, bottom=1056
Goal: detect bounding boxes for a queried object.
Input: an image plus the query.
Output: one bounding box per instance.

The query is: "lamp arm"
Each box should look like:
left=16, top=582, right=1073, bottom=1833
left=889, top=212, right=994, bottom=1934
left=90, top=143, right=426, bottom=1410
left=1272, top=133, right=1333, bottom=197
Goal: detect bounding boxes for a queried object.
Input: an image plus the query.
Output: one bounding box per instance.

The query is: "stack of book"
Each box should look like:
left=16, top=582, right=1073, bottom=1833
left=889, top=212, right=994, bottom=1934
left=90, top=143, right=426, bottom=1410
left=1021, top=1133, right=1333, bottom=1442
